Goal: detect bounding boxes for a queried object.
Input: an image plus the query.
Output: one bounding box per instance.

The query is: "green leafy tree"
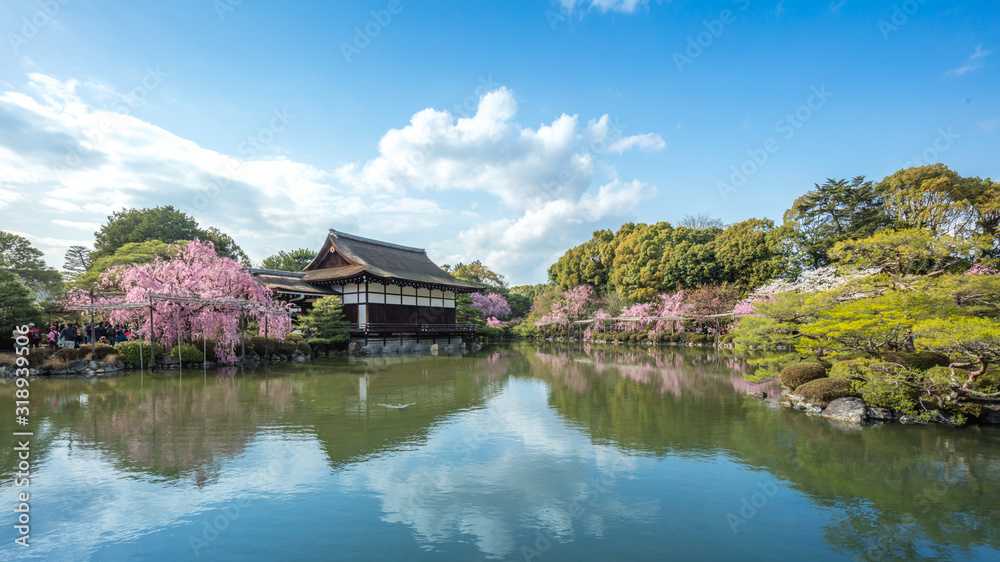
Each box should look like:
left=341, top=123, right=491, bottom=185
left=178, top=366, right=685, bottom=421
left=0, top=231, right=61, bottom=297
left=62, top=245, right=92, bottom=281
left=915, top=317, right=1000, bottom=380
left=829, top=229, right=988, bottom=280
left=783, top=176, right=889, bottom=267
left=878, top=164, right=974, bottom=235
left=92, top=206, right=248, bottom=264
left=0, top=270, right=43, bottom=331
left=714, top=218, right=791, bottom=295
left=548, top=229, right=614, bottom=292
left=298, top=296, right=349, bottom=349
left=72, top=241, right=173, bottom=290
left=261, top=248, right=316, bottom=271
left=443, top=260, right=506, bottom=291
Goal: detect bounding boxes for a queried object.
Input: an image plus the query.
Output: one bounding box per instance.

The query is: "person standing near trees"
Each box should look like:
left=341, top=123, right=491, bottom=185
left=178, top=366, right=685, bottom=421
left=60, top=323, right=77, bottom=349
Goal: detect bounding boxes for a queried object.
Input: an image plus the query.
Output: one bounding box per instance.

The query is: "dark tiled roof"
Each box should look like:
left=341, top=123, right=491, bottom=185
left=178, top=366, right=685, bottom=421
left=249, top=270, right=335, bottom=295
left=304, top=230, right=484, bottom=291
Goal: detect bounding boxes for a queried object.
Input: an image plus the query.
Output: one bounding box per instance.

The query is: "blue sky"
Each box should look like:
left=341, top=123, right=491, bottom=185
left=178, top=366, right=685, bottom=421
left=1, top=0, right=997, bottom=284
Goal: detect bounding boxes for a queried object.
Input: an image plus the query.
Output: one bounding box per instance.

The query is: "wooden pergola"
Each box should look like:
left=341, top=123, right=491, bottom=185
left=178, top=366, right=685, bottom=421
left=64, top=291, right=292, bottom=372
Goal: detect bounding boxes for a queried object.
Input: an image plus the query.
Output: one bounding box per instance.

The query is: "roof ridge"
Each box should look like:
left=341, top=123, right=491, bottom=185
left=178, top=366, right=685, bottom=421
left=248, top=268, right=306, bottom=278
left=330, top=229, right=426, bottom=254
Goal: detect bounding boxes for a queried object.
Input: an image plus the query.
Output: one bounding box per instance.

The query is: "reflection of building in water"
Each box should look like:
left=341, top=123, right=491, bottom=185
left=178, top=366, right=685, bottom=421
left=307, top=355, right=494, bottom=469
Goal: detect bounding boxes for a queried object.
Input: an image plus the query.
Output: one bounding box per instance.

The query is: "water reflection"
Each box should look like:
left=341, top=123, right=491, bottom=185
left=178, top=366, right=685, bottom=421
left=0, top=346, right=997, bottom=561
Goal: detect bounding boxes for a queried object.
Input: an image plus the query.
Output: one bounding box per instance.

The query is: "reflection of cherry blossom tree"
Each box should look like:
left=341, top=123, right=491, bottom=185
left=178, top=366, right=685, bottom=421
left=65, top=240, right=291, bottom=363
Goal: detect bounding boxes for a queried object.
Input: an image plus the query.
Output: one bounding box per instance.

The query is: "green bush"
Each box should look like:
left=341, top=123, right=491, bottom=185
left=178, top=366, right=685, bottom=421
left=285, top=332, right=304, bottom=343
left=830, top=358, right=879, bottom=380
left=972, top=369, right=1000, bottom=394
left=250, top=336, right=288, bottom=358
left=879, top=351, right=950, bottom=372
left=169, top=344, right=205, bottom=363
left=295, top=341, right=312, bottom=355
left=832, top=358, right=923, bottom=414
left=191, top=338, right=219, bottom=361
left=115, top=341, right=165, bottom=366
left=779, top=362, right=827, bottom=389
left=793, top=377, right=853, bottom=406
left=86, top=343, right=117, bottom=361
left=27, top=348, right=53, bottom=367
left=55, top=347, right=86, bottom=361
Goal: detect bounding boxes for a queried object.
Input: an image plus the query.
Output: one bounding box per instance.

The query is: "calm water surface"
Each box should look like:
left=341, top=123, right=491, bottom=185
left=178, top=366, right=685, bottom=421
left=1, top=344, right=998, bottom=561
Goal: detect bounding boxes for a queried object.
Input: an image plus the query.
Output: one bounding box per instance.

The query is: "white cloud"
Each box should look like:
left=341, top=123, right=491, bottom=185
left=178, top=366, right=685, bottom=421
left=337, top=88, right=663, bottom=211
left=557, top=0, right=651, bottom=14
left=444, top=180, right=654, bottom=282
left=1, top=74, right=662, bottom=284
left=947, top=44, right=992, bottom=76
left=0, top=73, right=448, bottom=271
left=979, top=117, right=1000, bottom=133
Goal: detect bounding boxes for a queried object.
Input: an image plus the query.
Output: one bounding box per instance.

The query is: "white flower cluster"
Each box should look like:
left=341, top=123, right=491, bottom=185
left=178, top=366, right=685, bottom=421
left=749, top=266, right=878, bottom=300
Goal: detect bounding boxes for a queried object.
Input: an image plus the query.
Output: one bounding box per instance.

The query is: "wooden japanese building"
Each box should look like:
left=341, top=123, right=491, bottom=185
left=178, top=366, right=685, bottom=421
left=251, top=230, right=483, bottom=346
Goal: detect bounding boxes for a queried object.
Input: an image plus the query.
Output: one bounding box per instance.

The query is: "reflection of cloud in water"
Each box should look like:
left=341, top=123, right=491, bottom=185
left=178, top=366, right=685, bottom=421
left=0, top=435, right=327, bottom=560
left=338, top=378, right=657, bottom=559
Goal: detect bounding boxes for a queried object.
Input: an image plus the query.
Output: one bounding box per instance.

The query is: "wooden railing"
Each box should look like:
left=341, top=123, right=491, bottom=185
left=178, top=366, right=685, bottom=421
left=348, top=323, right=477, bottom=334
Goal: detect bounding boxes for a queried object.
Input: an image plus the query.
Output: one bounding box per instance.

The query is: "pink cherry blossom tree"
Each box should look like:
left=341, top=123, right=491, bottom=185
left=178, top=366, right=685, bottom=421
left=66, top=240, right=291, bottom=363
left=470, top=292, right=512, bottom=319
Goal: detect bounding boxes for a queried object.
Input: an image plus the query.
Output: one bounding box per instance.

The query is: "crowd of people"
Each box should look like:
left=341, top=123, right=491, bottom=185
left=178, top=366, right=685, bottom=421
left=13, top=321, right=134, bottom=350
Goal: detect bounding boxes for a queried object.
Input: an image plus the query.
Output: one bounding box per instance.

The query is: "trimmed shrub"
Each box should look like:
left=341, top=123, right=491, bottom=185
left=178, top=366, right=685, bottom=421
left=27, top=348, right=53, bottom=367
left=880, top=351, right=950, bottom=372
left=250, top=336, right=286, bottom=358
left=285, top=332, right=304, bottom=343
left=41, top=356, right=69, bottom=371
left=832, top=358, right=922, bottom=413
left=55, top=347, right=86, bottom=361
left=115, top=341, right=165, bottom=366
left=169, top=344, right=205, bottom=363
left=779, top=362, right=827, bottom=389
left=0, top=353, right=15, bottom=367
left=295, top=341, right=312, bottom=355
left=278, top=340, right=297, bottom=356
left=793, top=377, right=853, bottom=406
left=85, top=343, right=116, bottom=361
left=191, top=338, right=219, bottom=362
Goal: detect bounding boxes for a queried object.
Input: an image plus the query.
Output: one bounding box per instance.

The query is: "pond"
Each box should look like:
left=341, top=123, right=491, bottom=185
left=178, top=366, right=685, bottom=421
left=1, top=344, right=998, bottom=560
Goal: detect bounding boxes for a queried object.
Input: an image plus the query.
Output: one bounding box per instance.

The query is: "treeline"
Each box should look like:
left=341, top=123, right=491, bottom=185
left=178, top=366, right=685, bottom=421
left=545, top=164, right=998, bottom=302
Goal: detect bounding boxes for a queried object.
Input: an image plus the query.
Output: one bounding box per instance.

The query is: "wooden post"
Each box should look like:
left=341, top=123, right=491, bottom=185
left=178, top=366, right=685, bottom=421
left=149, top=295, right=155, bottom=371
left=264, top=314, right=269, bottom=361
left=240, top=306, right=246, bottom=362
left=89, top=289, right=96, bottom=357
